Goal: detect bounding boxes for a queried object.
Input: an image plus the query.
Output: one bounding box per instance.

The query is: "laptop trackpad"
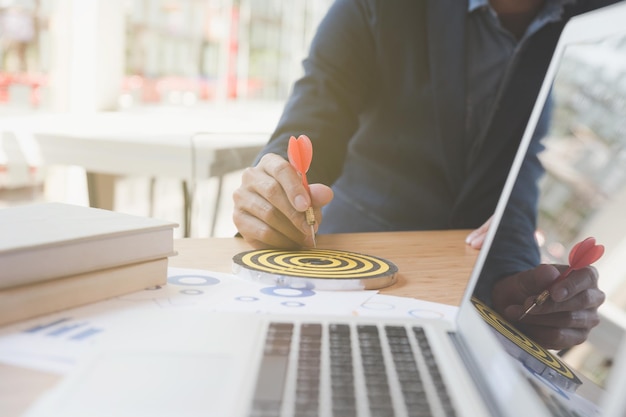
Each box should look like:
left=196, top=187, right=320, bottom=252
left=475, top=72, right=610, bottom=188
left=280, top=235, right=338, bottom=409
left=54, top=351, right=240, bottom=417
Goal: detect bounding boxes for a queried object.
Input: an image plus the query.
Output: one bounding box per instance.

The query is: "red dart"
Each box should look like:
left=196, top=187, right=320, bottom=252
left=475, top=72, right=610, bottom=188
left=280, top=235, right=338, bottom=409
left=288, top=135, right=313, bottom=190
left=565, top=237, right=605, bottom=275
left=287, top=135, right=317, bottom=247
left=519, top=237, right=604, bottom=320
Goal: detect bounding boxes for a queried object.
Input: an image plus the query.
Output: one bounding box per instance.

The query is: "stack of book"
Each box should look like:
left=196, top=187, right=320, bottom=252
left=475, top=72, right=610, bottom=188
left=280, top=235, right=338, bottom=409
left=0, top=202, right=178, bottom=326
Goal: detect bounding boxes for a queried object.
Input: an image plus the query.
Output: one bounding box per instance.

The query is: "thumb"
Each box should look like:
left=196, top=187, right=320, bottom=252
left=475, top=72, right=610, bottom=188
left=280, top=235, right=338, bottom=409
left=309, top=183, right=334, bottom=208
left=519, top=264, right=561, bottom=296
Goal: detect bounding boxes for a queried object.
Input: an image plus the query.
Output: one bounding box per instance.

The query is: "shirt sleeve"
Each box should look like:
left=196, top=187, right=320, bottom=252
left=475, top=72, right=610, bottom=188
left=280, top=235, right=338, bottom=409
left=255, top=0, right=380, bottom=185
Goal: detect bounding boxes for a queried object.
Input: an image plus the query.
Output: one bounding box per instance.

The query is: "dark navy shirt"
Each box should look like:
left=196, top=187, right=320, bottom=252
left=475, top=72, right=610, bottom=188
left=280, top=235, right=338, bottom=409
left=256, top=0, right=617, bottom=275
left=465, top=0, right=574, bottom=144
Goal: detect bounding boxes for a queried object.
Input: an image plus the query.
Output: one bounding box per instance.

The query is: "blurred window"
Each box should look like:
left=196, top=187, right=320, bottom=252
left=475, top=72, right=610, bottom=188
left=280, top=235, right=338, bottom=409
left=0, top=0, right=50, bottom=109
left=122, top=0, right=333, bottom=108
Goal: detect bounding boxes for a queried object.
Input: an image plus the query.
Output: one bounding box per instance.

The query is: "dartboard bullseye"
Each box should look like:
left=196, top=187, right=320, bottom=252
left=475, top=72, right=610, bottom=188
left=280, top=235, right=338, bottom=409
left=232, top=249, right=398, bottom=290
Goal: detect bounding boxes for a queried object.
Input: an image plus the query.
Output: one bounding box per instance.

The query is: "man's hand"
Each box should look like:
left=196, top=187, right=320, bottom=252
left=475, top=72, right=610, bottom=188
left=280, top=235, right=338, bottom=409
left=232, top=153, right=334, bottom=249
left=466, top=216, right=492, bottom=249
left=491, top=264, right=605, bottom=350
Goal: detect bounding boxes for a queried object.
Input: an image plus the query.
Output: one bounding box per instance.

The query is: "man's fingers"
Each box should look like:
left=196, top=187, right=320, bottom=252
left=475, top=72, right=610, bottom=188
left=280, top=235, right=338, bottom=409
left=504, top=307, right=593, bottom=350
left=233, top=182, right=309, bottom=247
left=465, top=215, right=492, bottom=249
left=233, top=208, right=304, bottom=249
left=516, top=264, right=561, bottom=295
left=523, top=288, right=605, bottom=315
left=259, top=153, right=311, bottom=212
left=549, top=266, right=600, bottom=302
left=257, top=155, right=329, bottom=238
left=308, top=183, right=334, bottom=229
left=522, top=326, right=590, bottom=351
left=309, top=183, right=334, bottom=207
left=492, top=263, right=606, bottom=351
left=508, top=305, right=601, bottom=329
left=233, top=153, right=333, bottom=248
left=240, top=159, right=315, bottom=236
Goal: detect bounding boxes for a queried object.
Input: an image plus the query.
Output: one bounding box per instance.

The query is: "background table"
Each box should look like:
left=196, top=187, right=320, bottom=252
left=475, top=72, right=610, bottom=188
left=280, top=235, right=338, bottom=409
left=0, top=102, right=283, bottom=236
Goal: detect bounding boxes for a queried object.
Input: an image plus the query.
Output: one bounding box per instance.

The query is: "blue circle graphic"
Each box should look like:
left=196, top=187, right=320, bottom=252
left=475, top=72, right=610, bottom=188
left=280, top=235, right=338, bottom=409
left=408, top=309, right=444, bottom=319
left=236, top=296, right=259, bottom=302
left=260, top=284, right=315, bottom=298
left=180, top=289, right=203, bottom=296
left=168, top=275, right=220, bottom=286
left=281, top=301, right=305, bottom=308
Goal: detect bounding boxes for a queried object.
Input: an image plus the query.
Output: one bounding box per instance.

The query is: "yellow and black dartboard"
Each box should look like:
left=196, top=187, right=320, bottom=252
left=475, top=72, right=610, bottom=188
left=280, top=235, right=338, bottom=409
left=471, top=297, right=581, bottom=392
left=232, top=249, right=398, bottom=290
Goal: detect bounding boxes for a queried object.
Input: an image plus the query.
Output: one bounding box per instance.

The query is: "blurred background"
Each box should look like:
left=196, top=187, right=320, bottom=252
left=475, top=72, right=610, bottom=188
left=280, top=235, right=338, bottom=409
left=0, top=0, right=626, bottom=382
left=0, top=0, right=333, bottom=237
left=1, top=0, right=625, bottom=391
left=0, top=0, right=333, bottom=109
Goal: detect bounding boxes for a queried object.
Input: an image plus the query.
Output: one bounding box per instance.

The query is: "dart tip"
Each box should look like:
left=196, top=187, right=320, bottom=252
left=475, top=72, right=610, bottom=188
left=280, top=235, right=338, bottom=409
left=519, top=303, right=536, bottom=321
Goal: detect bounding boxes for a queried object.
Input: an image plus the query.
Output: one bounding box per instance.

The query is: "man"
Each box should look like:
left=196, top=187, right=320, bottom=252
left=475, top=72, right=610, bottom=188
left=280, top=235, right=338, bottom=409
left=233, top=0, right=615, bottom=349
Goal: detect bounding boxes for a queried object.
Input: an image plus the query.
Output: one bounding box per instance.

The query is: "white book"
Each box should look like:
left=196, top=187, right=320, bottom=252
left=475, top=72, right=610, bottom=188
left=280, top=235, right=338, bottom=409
left=0, top=202, right=178, bottom=289
left=0, top=257, right=169, bottom=327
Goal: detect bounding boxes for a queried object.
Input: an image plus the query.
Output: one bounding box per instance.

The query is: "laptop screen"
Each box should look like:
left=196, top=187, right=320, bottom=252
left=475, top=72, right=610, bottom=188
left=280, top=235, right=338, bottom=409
left=461, top=2, right=626, bottom=414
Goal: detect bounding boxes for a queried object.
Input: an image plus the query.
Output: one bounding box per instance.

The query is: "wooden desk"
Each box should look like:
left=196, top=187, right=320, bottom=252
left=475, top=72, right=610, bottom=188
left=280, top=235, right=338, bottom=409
left=0, top=230, right=478, bottom=417
left=171, top=230, right=478, bottom=306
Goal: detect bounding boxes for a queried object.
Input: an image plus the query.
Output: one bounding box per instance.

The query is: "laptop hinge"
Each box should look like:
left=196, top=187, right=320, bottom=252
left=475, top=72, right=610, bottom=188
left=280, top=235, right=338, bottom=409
left=448, top=331, right=504, bottom=417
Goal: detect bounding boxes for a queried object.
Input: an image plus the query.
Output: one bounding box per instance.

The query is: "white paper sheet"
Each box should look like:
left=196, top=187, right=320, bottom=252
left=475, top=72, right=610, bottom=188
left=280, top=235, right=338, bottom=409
left=0, top=267, right=459, bottom=375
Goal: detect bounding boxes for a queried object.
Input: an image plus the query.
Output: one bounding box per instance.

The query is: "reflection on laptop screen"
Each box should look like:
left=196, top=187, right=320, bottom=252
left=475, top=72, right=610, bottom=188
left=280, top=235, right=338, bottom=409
left=472, top=7, right=626, bottom=405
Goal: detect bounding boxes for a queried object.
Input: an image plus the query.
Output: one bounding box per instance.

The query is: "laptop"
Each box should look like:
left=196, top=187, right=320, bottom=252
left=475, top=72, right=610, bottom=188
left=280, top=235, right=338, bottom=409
left=24, top=3, right=626, bottom=417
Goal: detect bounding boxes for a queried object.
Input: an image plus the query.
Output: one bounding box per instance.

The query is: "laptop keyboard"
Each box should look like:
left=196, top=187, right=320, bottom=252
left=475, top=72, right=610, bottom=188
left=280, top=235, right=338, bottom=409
left=249, top=322, right=456, bottom=417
